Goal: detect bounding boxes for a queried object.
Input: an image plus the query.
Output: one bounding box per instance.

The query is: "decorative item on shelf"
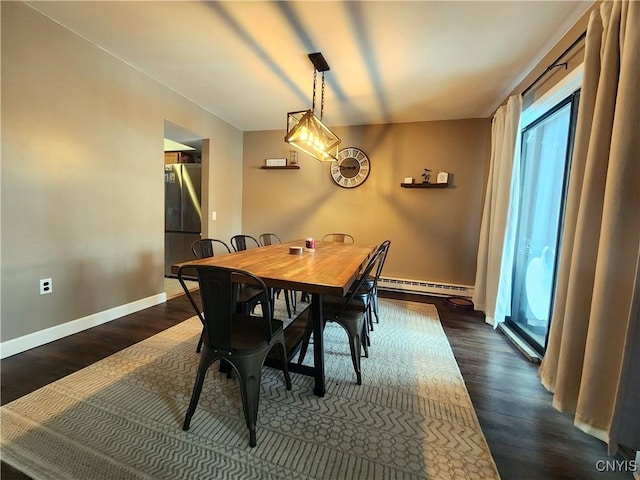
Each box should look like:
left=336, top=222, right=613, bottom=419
left=289, top=150, right=298, bottom=165
left=403, top=177, right=415, bottom=184
left=284, top=52, right=341, bottom=162
left=265, top=158, right=288, bottom=167
left=421, top=168, right=431, bottom=183
left=437, top=171, right=449, bottom=184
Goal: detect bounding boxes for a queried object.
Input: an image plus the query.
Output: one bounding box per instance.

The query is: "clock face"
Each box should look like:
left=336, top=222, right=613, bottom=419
left=330, top=147, right=371, bottom=189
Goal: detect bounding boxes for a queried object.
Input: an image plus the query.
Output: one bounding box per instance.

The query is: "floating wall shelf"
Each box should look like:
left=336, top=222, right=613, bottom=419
left=261, top=165, right=300, bottom=170
left=400, top=182, right=448, bottom=188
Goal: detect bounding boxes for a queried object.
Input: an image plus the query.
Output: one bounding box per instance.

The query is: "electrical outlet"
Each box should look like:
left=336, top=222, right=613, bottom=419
left=211, top=211, right=217, bottom=221
left=39, top=278, right=52, bottom=295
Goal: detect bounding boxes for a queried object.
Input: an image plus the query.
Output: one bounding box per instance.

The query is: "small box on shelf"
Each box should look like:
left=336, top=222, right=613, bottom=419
left=265, top=158, right=287, bottom=167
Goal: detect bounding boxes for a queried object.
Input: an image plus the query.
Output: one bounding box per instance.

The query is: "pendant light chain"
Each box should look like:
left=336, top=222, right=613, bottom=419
left=320, top=72, right=326, bottom=121
left=310, top=68, right=326, bottom=120
left=311, top=69, right=318, bottom=114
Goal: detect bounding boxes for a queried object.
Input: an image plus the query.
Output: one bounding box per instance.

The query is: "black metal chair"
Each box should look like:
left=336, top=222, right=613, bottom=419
left=258, top=233, right=281, bottom=246
left=258, top=233, right=296, bottom=317
left=322, top=233, right=355, bottom=243
left=297, top=245, right=385, bottom=385
left=230, top=234, right=261, bottom=252
left=230, top=234, right=288, bottom=318
left=192, top=238, right=232, bottom=259
left=188, top=238, right=264, bottom=353
left=179, top=265, right=291, bottom=448
left=342, top=240, right=391, bottom=353
left=358, top=240, right=391, bottom=328
left=192, top=238, right=263, bottom=314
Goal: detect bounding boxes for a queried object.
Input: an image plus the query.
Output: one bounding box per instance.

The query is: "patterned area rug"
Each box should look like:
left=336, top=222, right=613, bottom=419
left=1, top=299, right=500, bottom=479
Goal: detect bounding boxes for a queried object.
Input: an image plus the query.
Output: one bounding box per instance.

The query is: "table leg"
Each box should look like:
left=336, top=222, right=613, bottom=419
left=311, top=293, right=325, bottom=397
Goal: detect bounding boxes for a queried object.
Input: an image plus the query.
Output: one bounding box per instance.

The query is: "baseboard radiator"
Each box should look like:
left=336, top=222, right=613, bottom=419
left=378, top=276, right=474, bottom=298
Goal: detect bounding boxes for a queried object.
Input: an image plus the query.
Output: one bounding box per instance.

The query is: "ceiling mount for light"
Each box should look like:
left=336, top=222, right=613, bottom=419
left=285, top=52, right=341, bottom=162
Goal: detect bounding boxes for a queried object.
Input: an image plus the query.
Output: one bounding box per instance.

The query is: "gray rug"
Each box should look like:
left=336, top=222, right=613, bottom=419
left=1, top=299, right=500, bottom=479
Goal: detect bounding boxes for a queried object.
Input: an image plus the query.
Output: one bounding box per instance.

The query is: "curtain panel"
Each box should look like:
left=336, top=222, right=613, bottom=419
left=472, top=95, right=522, bottom=325
left=538, top=0, right=640, bottom=452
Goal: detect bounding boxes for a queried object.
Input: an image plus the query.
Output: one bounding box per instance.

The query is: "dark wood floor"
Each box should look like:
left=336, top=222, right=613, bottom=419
left=1, top=291, right=633, bottom=479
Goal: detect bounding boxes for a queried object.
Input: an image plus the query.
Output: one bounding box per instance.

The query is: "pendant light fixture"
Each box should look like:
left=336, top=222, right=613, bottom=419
left=285, top=52, right=341, bottom=162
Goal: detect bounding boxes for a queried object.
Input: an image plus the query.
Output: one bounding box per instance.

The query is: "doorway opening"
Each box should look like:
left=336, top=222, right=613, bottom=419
left=163, top=121, right=205, bottom=279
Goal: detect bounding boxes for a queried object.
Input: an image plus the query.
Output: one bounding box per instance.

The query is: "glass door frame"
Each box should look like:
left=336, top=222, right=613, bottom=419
left=505, top=90, right=580, bottom=356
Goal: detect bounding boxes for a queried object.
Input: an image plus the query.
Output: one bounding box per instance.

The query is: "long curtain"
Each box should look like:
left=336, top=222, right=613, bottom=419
left=473, top=95, right=522, bottom=325
left=538, top=0, right=640, bottom=451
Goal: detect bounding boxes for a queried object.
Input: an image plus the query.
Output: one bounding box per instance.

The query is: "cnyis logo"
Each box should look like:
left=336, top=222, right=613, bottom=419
left=595, top=459, right=637, bottom=472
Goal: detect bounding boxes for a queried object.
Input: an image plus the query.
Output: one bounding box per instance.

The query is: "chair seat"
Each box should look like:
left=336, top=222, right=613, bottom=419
left=237, top=285, right=265, bottom=305
left=321, top=307, right=366, bottom=329
left=228, top=314, right=285, bottom=350
left=322, top=295, right=367, bottom=314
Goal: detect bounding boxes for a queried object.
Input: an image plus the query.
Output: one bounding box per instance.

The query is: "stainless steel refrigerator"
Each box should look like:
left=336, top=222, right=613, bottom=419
left=164, top=163, right=202, bottom=277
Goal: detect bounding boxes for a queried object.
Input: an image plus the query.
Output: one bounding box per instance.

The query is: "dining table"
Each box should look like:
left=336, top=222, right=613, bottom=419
left=172, top=239, right=377, bottom=396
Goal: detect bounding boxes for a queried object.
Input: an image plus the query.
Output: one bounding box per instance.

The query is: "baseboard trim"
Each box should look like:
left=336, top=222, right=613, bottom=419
left=497, top=323, right=543, bottom=363
left=0, top=293, right=167, bottom=359
left=378, top=276, right=474, bottom=298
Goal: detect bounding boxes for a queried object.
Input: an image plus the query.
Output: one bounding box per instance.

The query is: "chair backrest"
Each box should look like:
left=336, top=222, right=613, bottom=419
left=192, top=239, right=232, bottom=259
left=335, top=246, right=385, bottom=318
left=259, top=233, right=282, bottom=246
left=373, top=240, right=391, bottom=282
left=180, top=265, right=273, bottom=351
left=230, top=234, right=261, bottom=252
left=322, top=233, right=355, bottom=243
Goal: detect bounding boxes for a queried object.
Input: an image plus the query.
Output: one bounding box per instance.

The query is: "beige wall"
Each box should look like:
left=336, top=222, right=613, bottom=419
left=1, top=3, right=244, bottom=342
left=507, top=2, right=597, bottom=108
left=242, top=119, right=491, bottom=286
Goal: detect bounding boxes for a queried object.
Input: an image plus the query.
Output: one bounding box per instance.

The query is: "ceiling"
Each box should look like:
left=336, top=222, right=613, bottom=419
left=27, top=1, right=592, bottom=134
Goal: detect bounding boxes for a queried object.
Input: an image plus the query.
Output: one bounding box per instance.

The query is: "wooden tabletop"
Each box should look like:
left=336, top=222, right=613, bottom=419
left=172, top=240, right=376, bottom=296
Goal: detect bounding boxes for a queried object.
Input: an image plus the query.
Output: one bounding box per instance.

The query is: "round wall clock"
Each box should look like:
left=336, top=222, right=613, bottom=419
left=330, top=147, right=371, bottom=188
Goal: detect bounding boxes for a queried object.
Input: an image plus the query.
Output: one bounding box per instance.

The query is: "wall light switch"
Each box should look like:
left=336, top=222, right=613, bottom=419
left=211, top=211, right=217, bottom=221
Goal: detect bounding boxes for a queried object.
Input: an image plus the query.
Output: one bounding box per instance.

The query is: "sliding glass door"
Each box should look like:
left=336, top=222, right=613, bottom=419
left=506, top=92, right=579, bottom=354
